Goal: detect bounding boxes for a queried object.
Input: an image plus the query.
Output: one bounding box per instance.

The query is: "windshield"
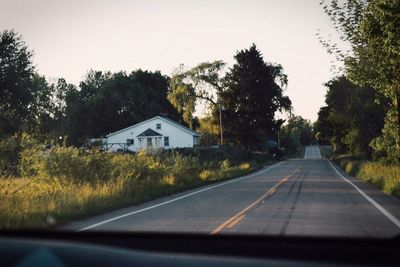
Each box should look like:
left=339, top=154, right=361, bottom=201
left=1, top=0, right=399, bottom=239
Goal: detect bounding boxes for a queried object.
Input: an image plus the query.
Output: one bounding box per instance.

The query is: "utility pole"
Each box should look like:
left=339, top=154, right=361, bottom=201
left=219, top=102, right=224, bottom=145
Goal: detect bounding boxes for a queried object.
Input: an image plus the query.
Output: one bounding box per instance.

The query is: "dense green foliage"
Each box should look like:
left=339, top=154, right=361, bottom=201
left=196, top=116, right=219, bottom=145
left=168, top=61, right=226, bottom=128
left=315, top=76, right=386, bottom=158
left=280, top=116, right=313, bottom=155
left=320, top=0, right=400, bottom=162
left=0, top=30, right=37, bottom=135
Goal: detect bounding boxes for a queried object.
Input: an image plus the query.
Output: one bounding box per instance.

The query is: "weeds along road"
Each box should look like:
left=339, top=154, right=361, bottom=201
left=65, top=146, right=400, bottom=238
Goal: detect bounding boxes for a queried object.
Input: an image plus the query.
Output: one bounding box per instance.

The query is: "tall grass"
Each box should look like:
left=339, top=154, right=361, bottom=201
left=357, top=162, right=400, bottom=196
left=0, top=146, right=261, bottom=229
left=333, top=155, right=400, bottom=198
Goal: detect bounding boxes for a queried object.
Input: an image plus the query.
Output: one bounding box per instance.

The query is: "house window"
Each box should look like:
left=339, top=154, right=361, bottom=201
left=156, top=123, right=161, bottom=129
left=164, top=136, right=169, bottom=147
left=127, top=139, right=134, bottom=145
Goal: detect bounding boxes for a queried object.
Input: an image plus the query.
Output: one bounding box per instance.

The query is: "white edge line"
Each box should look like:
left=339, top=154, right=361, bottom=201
left=328, top=160, right=400, bottom=229
left=77, top=161, right=285, bottom=231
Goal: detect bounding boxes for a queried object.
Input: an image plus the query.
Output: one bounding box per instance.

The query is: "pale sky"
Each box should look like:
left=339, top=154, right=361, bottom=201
left=0, top=0, right=340, bottom=122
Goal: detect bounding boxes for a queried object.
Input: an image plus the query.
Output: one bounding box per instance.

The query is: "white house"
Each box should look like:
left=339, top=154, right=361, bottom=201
left=105, top=116, right=199, bottom=152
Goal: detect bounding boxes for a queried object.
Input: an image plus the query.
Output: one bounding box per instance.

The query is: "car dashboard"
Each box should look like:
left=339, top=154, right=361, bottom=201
left=0, top=231, right=398, bottom=267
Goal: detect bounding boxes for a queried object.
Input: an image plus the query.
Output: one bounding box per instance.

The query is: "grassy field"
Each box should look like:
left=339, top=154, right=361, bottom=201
left=0, top=146, right=267, bottom=229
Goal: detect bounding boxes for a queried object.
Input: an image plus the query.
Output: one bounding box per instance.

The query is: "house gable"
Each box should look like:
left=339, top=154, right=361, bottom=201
left=137, top=128, right=163, bottom=137
left=106, top=116, right=197, bottom=138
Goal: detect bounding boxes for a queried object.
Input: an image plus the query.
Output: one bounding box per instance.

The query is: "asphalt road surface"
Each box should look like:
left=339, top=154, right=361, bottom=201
left=65, top=146, right=400, bottom=238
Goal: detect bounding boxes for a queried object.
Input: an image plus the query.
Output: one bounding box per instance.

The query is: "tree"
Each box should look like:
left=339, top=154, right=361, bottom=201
left=315, top=76, right=386, bottom=158
left=64, top=69, right=184, bottom=145
left=29, top=74, right=56, bottom=138
left=344, top=85, right=387, bottom=158
left=314, top=106, right=331, bottom=145
left=220, top=44, right=292, bottom=150
left=168, top=61, right=226, bottom=128
left=196, top=115, right=219, bottom=145
left=280, top=116, right=313, bottom=155
left=0, top=30, right=35, bottom=135
left=324, top=76, right=356, bottom=153
left=321, top=0, right=400, bottom=162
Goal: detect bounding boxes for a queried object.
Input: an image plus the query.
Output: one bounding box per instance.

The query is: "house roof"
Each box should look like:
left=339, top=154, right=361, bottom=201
left=106, top=116, right=198, bottom=137
left=137, top=128, right=162, bottom=137
left=158, top=116, right=197, bottom=135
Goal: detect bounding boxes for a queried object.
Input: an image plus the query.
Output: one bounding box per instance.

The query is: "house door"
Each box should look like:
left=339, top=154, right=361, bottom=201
left=154, top=137, right=162, bottom=148
left=147, top=138, right=152, bottom=148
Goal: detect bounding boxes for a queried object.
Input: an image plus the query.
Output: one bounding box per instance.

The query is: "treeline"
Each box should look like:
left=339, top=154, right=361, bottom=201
left=168, top=44, right=293, bottom=151
left=315, top=0, right=400, bottom=163
left=1, top=29, right=298, bottom=152
left=314, top=76, right=387, bottom=158
left=0, top=30, right=183, bottom=145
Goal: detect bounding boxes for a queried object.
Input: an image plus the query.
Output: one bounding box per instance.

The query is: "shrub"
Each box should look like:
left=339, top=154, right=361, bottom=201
left=220, top=159, right=231, bottom=170
left=199, top=169, right=212, bottom=181
left=345, top=160, right=363, bottom=176
left=173, top=145, right=251, bottom=163
left=0, top=133, right=39, bottom=177
left=0, top=135, right=22, bottom=176
left=239, top=162, right=250, bottom=170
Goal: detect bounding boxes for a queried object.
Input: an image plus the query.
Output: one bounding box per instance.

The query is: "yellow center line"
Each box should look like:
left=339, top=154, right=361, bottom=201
left=226, top=214, right=246, bottom=229
left=210, top=165, right=301, bottom=235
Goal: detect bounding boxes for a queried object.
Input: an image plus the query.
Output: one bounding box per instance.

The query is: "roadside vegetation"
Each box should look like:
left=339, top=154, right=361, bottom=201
left=332, top=155, right=400, bottom=198
left=0, top=134, right=268, bottom=229
left=319, top=146, right=332, bottom=159
left=279, top=116, right=313, bottom=159
left=1, top=29, right=293, bottom=230
left=315, top=1, right=400, bottom=197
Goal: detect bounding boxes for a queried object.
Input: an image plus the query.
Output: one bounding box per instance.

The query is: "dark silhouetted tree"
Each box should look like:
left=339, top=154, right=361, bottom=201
left=220, top=44, right=292, bottom=150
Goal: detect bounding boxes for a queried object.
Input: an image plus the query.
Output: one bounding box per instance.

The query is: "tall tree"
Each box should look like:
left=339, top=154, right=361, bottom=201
left=221, top=44, right=292, bottom=150
left=280, top=115, right=313, bottom=155
left=314, top=106, right=332, bottom=145
left=321, top=0, right=400, bottom=161
left=315, top=76, right=386, bottom=158
left=0, top=30, right=35, bottom=135
left=168, top=61, right=226, bottom=128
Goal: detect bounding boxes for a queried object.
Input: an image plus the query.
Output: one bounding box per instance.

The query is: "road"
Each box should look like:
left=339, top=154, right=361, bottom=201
left=65, top=146, right=400, bottom=238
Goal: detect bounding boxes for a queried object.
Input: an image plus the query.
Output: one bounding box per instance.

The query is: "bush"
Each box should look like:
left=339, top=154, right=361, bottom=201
left=0, top=133, right=39, bottom=177
left=0, top=135, right=21, bottom=176
left=220, top=159, right=231, bottom=170
left=173, top=145, right=251, bottom=163
left=344, top=160, right=363, bottom=176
